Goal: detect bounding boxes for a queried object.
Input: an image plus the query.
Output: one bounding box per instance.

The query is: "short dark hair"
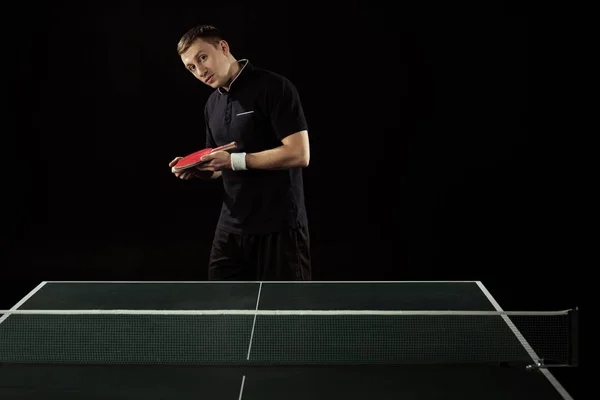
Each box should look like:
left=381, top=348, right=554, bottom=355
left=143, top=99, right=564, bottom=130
left=177, top=24, right=224, bottom=55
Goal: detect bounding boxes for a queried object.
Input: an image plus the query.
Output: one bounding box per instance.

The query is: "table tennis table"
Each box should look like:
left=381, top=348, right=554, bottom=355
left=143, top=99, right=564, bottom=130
left=0, top=281, right=577, bottom=399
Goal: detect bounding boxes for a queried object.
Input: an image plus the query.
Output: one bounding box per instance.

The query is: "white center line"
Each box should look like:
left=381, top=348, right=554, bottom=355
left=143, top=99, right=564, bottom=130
left=246, top=281, right=262, bottom=360
left=239, top=282, right=263, bottom=400
left=238, top=375, right=246, bottom=400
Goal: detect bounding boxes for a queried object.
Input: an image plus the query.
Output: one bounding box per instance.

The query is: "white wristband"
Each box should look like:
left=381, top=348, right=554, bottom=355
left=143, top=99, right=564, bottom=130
left=231, top=152, right=248, bottom=171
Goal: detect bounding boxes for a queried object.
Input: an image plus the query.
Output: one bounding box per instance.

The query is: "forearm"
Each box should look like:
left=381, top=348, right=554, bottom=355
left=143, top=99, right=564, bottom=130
left=245, top=145, right=309, bottom=170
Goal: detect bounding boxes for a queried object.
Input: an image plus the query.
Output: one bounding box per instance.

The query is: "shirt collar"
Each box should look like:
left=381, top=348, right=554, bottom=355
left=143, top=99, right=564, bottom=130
left=217, top=59, right=251, bottom=94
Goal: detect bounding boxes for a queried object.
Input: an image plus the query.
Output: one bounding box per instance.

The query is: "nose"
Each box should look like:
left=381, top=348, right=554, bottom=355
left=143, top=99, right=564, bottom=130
left=194, top=65, right=208, bottom=79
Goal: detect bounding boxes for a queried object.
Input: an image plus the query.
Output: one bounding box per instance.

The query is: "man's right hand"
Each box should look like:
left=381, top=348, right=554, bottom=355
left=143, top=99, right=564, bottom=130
left=169, top=157, right=215, bottom=180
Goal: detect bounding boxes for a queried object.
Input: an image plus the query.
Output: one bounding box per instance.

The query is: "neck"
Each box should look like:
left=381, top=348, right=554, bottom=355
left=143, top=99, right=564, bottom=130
left=222, top=59, right=241, bottom=92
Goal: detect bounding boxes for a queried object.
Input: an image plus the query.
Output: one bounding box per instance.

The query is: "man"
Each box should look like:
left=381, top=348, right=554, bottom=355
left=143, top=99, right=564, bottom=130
left=169, top=25, right=311, bottom=281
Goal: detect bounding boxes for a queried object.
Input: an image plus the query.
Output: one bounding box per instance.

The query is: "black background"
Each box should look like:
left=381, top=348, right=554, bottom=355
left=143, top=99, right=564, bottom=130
left=3, top=1, right=579, bottom=396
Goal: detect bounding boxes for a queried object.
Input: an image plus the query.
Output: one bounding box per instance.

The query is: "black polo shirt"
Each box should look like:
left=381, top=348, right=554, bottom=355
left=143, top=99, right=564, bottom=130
left=203, top=59, right=309, bottom=234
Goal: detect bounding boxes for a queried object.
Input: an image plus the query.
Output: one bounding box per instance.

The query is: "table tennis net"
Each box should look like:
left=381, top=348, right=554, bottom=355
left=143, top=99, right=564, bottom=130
left=0, top=309, right=577, bottom=367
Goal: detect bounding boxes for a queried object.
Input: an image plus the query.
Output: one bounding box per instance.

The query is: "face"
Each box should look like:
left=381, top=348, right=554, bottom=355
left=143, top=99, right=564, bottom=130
left=180, top=38, right=232, bottom=88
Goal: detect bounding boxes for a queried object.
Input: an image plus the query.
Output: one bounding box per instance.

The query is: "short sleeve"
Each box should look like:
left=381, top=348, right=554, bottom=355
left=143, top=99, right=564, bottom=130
left=266, top=76, right=308, bottom=141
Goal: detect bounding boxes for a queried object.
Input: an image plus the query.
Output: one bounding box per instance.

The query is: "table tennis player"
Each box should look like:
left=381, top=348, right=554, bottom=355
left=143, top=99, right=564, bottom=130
left=169, top=24, right=311, bottom=281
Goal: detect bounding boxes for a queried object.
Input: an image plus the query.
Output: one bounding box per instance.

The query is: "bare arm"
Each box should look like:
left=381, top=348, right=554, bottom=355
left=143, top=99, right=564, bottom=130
left=246, top=130, right=310, bottom=169
left=193, top=131, right=310, bottom=172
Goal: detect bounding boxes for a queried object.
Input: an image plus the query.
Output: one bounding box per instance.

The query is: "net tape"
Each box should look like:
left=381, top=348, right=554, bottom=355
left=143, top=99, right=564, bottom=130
left=0, top=309, right=573, bottom=315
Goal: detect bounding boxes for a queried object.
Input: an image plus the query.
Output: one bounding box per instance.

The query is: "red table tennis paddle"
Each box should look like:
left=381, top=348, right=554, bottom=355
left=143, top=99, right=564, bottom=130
left=173, top=141, right=237, bottom=171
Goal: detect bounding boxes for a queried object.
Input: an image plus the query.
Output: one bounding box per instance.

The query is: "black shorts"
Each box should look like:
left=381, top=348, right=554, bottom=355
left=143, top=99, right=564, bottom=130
left=207, top=226, right=311, bottom=281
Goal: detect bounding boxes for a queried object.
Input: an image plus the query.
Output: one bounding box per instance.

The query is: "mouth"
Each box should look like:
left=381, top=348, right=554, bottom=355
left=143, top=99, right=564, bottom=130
left=205, top=74, right=214, bottom=84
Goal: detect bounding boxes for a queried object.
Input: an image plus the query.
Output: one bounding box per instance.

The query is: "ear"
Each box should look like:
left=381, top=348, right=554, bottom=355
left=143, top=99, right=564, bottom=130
left=219, top=40, right=230, bottom=55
